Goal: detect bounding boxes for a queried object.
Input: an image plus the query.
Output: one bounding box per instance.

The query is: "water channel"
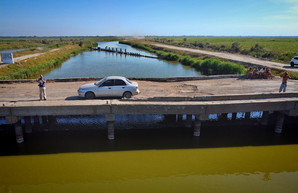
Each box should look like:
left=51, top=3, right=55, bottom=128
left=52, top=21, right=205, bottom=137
left=44, top=41, right=201, bottom=79
left=1, top=42, right=298, bottom=193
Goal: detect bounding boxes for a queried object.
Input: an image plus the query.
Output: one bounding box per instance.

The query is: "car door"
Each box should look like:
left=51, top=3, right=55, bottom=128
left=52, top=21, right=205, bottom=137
left=113, top=79, right=128, bottom=97
left=95, top=79, right=115, bottom=97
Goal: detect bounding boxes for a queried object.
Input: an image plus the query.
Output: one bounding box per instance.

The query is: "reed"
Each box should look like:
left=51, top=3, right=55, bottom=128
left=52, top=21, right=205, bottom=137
left=121, top=41, right=246, bottom=75
left=0, top=45, right=85, bottom=80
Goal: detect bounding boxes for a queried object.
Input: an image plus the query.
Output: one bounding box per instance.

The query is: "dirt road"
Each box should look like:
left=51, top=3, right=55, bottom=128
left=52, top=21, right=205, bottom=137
left=0, top=48, right=60, bottom=67
left=1, top=77, right=297, bottom=102
left=150, top=43, right=298, bottom=72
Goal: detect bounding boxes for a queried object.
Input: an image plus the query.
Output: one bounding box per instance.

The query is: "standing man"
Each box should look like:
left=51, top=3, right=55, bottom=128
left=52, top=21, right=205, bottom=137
left=279, top=72, right=290, bottom=93
left=37, top=75, right=46, bottom=100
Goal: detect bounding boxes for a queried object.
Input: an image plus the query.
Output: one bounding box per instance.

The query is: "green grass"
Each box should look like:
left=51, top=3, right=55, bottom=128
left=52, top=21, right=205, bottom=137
left=0, top=36, right=121, bottom=51
left=151, top=36, right=298, bottom=63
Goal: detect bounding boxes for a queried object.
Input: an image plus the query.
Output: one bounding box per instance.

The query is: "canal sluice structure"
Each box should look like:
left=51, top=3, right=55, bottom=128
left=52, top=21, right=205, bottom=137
left=92, top=46, right=157, bottom=59
left=1, top=92, right=298, bottom=143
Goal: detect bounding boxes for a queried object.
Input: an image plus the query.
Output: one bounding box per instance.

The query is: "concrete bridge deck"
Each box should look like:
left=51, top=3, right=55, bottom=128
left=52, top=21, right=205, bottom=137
left=0, top=75, right=298, bottom=102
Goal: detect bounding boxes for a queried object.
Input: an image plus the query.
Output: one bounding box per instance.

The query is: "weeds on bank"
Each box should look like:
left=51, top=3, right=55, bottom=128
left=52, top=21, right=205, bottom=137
left=0, top=45, right=85, bottom=80
left=121, top=41, right=246, bottom=75
left=122, top=40, right=298, bottom=80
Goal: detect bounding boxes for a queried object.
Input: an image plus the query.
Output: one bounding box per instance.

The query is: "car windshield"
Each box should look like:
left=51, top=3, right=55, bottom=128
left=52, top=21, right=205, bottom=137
left=126, top=78, right=132, bottom=84
left=95, top=78, right=106, bottom=86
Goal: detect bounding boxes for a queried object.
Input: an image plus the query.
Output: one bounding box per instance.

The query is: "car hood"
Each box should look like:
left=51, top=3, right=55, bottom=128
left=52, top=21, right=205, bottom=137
left=131, top=81, right=138, bottom=87
left=79, top=83, right=96, bottom=90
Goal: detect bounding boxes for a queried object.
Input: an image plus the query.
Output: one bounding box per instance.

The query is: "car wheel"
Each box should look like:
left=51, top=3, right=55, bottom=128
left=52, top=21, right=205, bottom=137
left=290, top=62, right=295, bottom=67
left=123, top=91, right=132, bottom=98
left=85, top=92, right=95, bottom=99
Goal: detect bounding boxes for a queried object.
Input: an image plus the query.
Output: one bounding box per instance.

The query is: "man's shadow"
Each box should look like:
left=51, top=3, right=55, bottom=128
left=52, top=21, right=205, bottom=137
left=65, top=96, right=122, bottom=100
left=65, top=96, right=83, bottom=100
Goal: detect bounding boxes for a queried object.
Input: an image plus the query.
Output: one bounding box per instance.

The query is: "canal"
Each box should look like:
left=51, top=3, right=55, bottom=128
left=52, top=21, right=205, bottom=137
left=44, top=41, right=201, bottom=79
left=0, top=114, right=298, bottom=193
left=0, top=42, right=298, bottom=193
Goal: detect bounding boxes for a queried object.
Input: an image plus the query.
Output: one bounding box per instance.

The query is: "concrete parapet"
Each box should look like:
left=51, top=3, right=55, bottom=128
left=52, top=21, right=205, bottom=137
left=0, top=75, right=243, bottom=84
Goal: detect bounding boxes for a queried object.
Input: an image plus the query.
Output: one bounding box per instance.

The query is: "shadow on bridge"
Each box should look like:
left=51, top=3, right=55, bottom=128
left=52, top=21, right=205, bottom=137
left=1, top=114, right=297, bottom=156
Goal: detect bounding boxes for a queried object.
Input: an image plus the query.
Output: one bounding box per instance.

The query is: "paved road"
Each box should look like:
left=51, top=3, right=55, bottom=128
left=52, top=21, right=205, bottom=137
left=151, top=43, right=298, bottom=72
left=1, top=77, right=298, bottom=103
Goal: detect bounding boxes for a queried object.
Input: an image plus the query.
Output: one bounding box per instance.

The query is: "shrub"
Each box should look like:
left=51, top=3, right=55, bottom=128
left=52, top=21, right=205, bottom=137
left=179, top=56, right=196, bottom=66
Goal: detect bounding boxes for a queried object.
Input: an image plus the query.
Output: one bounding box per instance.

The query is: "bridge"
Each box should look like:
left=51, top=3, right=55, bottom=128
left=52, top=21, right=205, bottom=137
left=1, top=76, right=298, bottom=143
left=1, top=92, right=298, bottom=143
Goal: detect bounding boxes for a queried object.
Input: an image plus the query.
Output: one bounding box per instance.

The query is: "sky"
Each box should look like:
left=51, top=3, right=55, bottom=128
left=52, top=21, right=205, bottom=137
left=1, top=0, right=298, bottom=36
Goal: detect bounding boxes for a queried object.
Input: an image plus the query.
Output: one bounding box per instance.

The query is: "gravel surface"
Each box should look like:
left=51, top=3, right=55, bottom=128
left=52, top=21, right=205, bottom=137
left=0, top=77, right=297, bottom=102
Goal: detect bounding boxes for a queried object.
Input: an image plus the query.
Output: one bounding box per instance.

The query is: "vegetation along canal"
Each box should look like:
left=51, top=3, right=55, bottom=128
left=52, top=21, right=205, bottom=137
left=1, top=41, right=298, bottom=193
left=44, top=41, right=201, bottom=79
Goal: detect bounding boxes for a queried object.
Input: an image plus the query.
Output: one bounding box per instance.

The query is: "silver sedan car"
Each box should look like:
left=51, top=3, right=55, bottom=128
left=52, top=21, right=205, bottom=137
left=78, top=76, right=140, bottom=99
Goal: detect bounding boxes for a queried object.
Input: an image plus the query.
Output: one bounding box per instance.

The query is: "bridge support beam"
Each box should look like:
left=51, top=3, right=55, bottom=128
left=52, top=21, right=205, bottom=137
left=105, top=114, right=115, bottom=140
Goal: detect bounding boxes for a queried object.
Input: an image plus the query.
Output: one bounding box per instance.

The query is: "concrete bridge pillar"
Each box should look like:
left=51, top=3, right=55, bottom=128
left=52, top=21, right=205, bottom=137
left=221, top=113, right=229, bottom=120
left=232, top=113, right=237, bottom=120
left=24, top=116, right=32, bottom=133
left=193, top=119, right=201, bottom=136
left=193, top=114, right=208, bottom=137
left=33, top=116, right=40, bottom=125
left=177, top=114, right=183, bottom=122
left=245, top=112, right=251, bottom=120
left=185, top=114, right=192, bottom=128
left=48, top=116, right=57, bottom=124
left=41, top=116, right=48, bottom=124
left=261, top=111, right=269, bottom=126
left=164, top=114, right=176, bottom=122
left=6, top=116, right=24, bottom=143
left=275, top=112, right=285, bottom=134
left=15, top=120, right=24, bottom=143
left=105, top=114, right=115, bottom=140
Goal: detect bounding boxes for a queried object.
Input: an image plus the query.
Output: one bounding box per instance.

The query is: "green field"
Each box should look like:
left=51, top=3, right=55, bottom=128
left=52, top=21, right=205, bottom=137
left=150, top=36, right=298, bottom=63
